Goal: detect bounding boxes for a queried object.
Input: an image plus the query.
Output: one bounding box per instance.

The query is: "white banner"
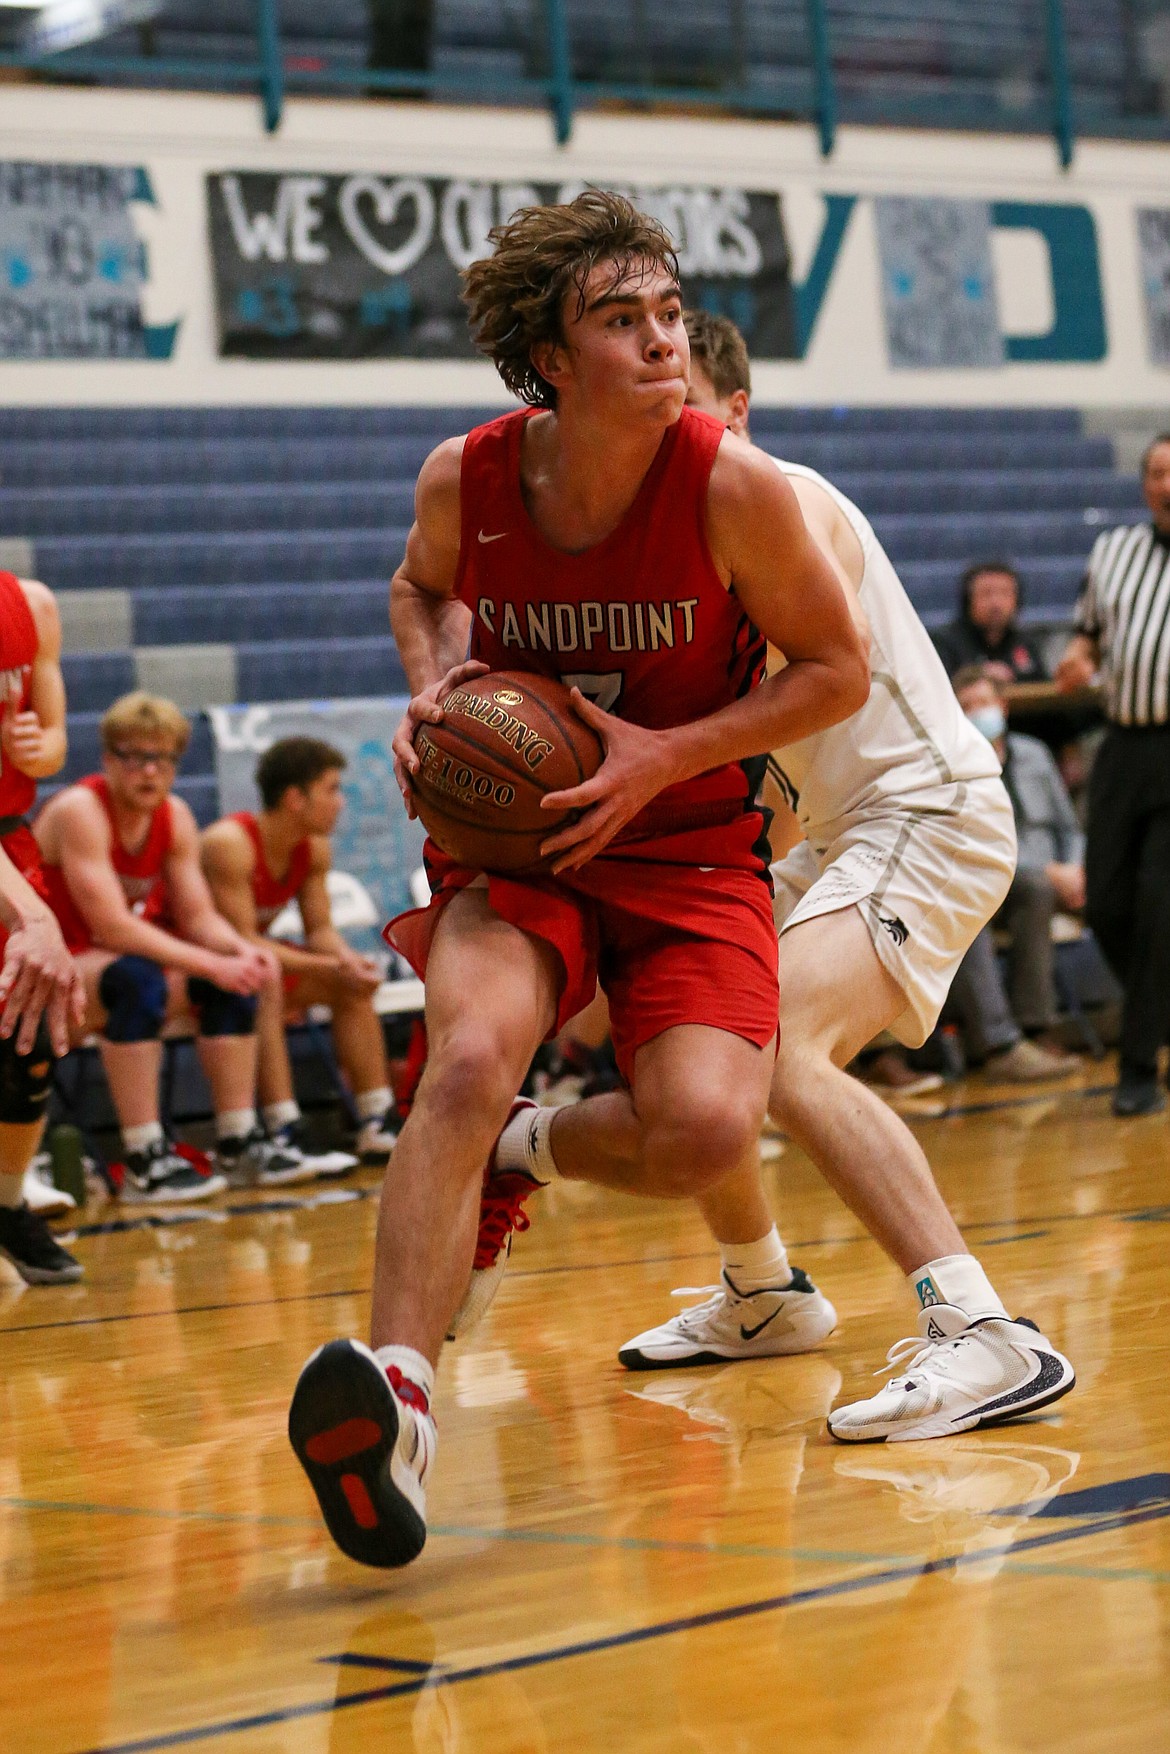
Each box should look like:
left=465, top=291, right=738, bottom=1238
left=208, top=695, right=427, bottom=945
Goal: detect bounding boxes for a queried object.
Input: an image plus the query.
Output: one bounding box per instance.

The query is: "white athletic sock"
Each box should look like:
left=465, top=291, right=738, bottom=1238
left=216, top=1107, right=258, bottom=1143
left=910, top=1253, right=1007, bottom=1322
left=123, top=1120, right=164, bottom=1157
left=374, top=1343, right=435, bottom=1417
left=494, top=1102, right=559, bottom=1183
left=356, top=1086, right=392, bottom=1124
left=263, top=1100, right=300, bottom=1134
left=720, top=1226, right=793, bottom=1293
left=0, top=1173, right=23, bottom=1209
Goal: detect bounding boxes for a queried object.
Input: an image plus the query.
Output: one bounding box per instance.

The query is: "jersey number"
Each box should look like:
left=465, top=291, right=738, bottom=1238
left=562, top=671, right=624, bottom=713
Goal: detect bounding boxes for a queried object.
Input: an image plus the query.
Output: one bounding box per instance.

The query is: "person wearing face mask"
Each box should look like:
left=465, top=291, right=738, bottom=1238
left=945, top=666, right=1082, bottom=1079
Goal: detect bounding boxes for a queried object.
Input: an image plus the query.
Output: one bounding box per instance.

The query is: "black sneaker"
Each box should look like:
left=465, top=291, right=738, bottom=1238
left=1112, top=1067, right=1165, bottom=1117
left=0, top=1204, right=84, bottom=1284
left=123, top=1139, right=227, bottom=1203
left=215, top=1128, right=318, bottom=1189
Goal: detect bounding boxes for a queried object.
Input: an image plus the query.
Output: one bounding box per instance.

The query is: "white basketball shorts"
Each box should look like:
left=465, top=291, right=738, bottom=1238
left=771, top=775, right=1017, bottom=1047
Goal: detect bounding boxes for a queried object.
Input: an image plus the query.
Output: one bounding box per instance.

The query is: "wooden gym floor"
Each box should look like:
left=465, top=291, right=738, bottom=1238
left=3, top=1063, right=1169, bottom=1753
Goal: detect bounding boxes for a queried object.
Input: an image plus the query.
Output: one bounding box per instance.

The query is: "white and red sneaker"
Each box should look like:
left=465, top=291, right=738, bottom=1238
left=288, top=1338, right=435, bottom=1568
left=447, top=1098, right=543, bottom=1341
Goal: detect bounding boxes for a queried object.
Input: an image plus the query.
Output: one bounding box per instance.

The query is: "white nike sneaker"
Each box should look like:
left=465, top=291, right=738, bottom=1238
left=617, top=1266, right=838, bottom=1370
left=827, top=1303, right=1075, bottom=1444
left=288, top=1337, right=435, bottom=1569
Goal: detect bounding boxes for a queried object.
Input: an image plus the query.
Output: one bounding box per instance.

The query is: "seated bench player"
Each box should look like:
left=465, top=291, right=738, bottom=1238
left=32, top=691, right=319, bottom=1199
left=200, top=737, right=397, bottom=1169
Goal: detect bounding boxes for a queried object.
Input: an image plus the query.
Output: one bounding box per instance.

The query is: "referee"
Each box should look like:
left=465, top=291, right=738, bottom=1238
left=1057, top=431, right=1170, bottom=1115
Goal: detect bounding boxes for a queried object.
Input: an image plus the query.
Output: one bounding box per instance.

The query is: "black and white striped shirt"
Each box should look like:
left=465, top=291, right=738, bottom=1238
left=1075, top=522, right=1170, bottom=725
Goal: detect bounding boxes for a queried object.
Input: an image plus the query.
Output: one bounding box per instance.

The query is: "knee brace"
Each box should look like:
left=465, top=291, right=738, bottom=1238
left=188, top=977, right=256, bottom=1037
left=0, top=1022, right=54, bottom=1124
left=98, top=955, right=167, bottom=1043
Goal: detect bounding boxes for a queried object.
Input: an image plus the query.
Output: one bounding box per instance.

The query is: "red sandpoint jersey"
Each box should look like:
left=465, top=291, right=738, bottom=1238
left=453, top=406, right=767, bottom=838
left=41, top=774, right=175, bottom=952
left=233, top=811, right=311, bottom=930
left=0, top=570, right=38, bottom=819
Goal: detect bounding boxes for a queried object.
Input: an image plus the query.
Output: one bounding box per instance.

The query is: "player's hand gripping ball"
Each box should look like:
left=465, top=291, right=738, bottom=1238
left=411, top=671, right=603, bottom=871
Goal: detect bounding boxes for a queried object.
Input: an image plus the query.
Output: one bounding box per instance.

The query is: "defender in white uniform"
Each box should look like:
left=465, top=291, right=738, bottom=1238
left=617, top=313, right=1075, bottom=1442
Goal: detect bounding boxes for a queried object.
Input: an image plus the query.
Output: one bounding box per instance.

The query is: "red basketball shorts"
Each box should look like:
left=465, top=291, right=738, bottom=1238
left=385, top=814, right=779, bottom=1083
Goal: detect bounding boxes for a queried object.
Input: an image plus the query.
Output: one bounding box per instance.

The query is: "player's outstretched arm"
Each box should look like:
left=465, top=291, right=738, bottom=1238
left=389, top=436, right=486, bottom=814
left=0, top=846, right=84, bottom=1056
left=164, top=801, right=275, bottom=990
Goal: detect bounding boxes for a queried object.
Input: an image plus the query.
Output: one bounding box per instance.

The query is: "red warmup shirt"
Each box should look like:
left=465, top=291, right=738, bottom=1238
left=42, top=774, right=175, bottom=953
left=453, top=406, right=768, bottom=841
left=233, top=811, right=311, bottom=931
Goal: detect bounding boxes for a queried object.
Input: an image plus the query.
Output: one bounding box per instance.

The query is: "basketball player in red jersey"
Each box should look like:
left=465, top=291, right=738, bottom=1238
left=288, top=191, right=869, bottom=1568
left=0, top=569, right=85, bottom=1282
left=201, top=736, right=396, bottom=1172
left=33, top=691, right=293, bottom=1202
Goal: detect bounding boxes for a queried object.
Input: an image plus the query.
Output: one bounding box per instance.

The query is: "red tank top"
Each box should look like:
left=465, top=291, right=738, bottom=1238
left=41, top=773, right=175, bottom=952
left=0, top=570, right=38, bottom=819
left=234, top=811, right=311, bottom=930
left=453, top=407, right=767, bottom=837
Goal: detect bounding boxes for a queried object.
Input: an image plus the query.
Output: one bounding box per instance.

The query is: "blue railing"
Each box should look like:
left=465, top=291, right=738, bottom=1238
left=0, top=0, right=1142, bottom=166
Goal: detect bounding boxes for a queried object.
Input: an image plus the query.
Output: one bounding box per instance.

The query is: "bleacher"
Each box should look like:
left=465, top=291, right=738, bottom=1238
left=0, top=403, right=1143, bottom=824
left=70, top=0, right=1143, bottom=134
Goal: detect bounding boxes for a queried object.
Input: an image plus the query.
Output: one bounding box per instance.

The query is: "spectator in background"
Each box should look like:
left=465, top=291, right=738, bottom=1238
left=1057, top=431, right=1170, bottom=1116
left=933, top=561, right=1048, bottom=683
left=32, top=692, right=295, bottom=1199
left=200, top=738, right=399, bottom=1169
left=953, top=664, right=1085, bottom=1035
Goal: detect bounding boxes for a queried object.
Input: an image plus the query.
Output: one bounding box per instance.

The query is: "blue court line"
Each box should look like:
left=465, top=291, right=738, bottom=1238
left=67, top=1501, right=1170, bottom=1754
left=980, top=1230, right=1050, bottom=1246
left=0, top=1494, right=912, bottom=1565
left=322, top=1654, right=436, bottom=1673
left=11, top=1491, right=1170, bottom=1585
left=914, top=1081, right=1115, bottom=1120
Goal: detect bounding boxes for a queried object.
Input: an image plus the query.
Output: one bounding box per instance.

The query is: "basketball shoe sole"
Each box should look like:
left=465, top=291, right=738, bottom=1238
left=289, top=1338, right=428, bottom=1568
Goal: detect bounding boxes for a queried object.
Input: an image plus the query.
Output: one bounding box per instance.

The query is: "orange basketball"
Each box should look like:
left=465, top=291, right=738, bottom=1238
left=411, top=670, right=604, bottom=871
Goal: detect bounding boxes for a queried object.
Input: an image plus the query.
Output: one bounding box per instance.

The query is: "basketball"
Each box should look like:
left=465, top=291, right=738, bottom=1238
left=411, top=670, right=604, bottom=870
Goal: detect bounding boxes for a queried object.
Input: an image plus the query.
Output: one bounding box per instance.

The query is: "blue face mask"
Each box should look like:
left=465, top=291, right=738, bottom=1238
left=968, top=704, right=1006, bottom=743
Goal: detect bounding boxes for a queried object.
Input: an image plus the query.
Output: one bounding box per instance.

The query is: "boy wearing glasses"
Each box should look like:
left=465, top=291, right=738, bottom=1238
left=34, top=692, right=317, bottom=1200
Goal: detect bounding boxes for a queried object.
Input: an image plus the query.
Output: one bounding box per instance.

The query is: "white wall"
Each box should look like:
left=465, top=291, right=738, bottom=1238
left=1, top=83, right=1169, bottom=407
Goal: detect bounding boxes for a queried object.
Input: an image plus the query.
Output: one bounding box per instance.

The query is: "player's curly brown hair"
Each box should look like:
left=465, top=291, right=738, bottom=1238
left=461, top=189, right=679, bottom=410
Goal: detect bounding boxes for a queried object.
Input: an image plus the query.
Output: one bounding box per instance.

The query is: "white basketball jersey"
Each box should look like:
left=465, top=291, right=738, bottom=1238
left=768, top=456, right=1001, bottom=835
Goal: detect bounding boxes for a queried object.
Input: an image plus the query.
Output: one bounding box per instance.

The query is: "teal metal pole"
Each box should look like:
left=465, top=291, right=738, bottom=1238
left=256, top=0, right=284, bottom=132
left=804, top=0, right=837, bottom=157
left=1043, top=0, right=1074, bottom=167
left=544, top=0, right=574, bottom=145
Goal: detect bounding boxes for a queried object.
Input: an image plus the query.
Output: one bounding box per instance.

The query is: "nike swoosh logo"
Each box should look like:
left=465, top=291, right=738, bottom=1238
left=478, top=530, right=508, bottom=544
left=740, top=1307, right=786, bottom=1342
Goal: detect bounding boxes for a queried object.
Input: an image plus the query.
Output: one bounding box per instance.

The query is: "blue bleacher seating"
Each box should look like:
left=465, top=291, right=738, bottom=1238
left=2, top=402, right=1134, bottom=826
left=50, top=0, right=1145, bottom=136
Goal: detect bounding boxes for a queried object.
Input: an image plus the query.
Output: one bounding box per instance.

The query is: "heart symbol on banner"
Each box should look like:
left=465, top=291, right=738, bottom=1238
left=339, top=176, right=436, bottom=276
